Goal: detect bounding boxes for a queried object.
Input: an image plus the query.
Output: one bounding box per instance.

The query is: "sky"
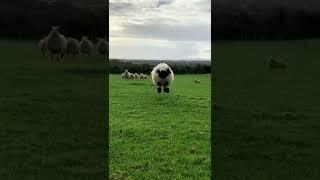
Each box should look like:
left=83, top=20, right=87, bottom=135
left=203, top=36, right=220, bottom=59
left=109, top=0, right=211, bottom=60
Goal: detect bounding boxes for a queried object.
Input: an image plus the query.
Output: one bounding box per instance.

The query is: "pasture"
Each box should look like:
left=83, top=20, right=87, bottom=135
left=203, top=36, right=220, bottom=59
left=214, top=40, right=320, bottom=179
left=109, top=74, right=211, bottom=179
left=0, top=40, right=107, bottom=179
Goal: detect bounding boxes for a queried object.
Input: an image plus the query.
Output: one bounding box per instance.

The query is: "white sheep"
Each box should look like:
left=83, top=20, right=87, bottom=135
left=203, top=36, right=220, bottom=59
left=122, top=70, right=130, bottom=80
left=268, top=56, right=288, bottom=69
left=151, top=63, right=174, bottom=93
left=38, top=37, right=47, bottom=56
left=134, top=73, right=140, bottom=80
left=80, top=36, right=94, bottom=56
left=46, top=26, right=68, bottom=62
left=129, top=73, right=135, bottom=80
left=140, top=73, right=147, bottom=79
left=67, top=37, right=80, bottom=58
left=143, top=75, right=148, bottom=79
left=96, top=38, right=108, bottom=56
left=139, top=73, right=144, bottom=79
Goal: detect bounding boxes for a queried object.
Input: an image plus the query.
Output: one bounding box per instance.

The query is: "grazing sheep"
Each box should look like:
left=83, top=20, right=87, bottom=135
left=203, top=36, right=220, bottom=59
left=268, top=56, right=288, bottom=69
left=67, top=37, right=80, bottom=58
left=80, top=36, right=94, bottom=56
left=195, top=79, right=200, bottom=83
left=96, top=38, right=108, bottom=56
left=38, top=38, right=47, bottom=56
left=46, top=26, right=68, bottom=62
left=151, top=63, right=174, bottom=93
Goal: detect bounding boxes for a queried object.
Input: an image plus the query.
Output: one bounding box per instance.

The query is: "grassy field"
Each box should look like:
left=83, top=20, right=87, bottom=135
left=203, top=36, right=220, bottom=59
left=109, top=74, right=211, bottom=179
left=0, top=40, right=107, bottom=179
left=214, top=40, right=320, bottom=180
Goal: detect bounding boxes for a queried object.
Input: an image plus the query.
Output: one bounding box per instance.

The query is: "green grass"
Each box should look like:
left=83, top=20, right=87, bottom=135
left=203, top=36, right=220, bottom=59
left=109, top=74, right=211, bottom=179
left=214, top=39, right=320, bottom=180
left=0, top=40, right=107, bottom=179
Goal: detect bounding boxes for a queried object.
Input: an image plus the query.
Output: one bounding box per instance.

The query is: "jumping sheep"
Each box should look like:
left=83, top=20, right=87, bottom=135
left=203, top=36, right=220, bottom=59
left=46, top=26, right=68, bottom=62
left=80, top=36, right=94, bottom=56
left=151, top=63, right=174, bottom=93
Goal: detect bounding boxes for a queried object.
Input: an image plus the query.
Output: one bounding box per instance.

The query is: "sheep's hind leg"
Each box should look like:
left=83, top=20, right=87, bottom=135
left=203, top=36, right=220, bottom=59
left=157, top=82, right=162, bottom=93
left=163, top=81, right=170, bottom=93
left=164, top=86, right=170, bottom=93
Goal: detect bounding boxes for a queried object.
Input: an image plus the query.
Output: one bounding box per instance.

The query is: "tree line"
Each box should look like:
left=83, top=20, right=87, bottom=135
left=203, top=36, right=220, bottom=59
left=213, top=6, right=320, bottom=40
left=0, top=0, right=107, bottom=40
left=109, top=59, right=211, bottom=74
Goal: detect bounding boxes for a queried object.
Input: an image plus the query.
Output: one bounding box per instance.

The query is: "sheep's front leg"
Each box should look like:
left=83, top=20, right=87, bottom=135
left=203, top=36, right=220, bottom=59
left=164, top=81, right=170, bottom=93
left=157, top=82, right=162, bottom=93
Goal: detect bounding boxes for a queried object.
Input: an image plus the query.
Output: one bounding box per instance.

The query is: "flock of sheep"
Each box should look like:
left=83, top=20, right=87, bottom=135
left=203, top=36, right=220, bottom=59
left=121, top=70, right=148, bottom=80
left=38, top=26, right=108, bottom=62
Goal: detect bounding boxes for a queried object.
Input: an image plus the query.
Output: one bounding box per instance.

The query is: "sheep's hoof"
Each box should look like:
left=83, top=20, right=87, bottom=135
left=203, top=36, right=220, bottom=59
left=157, top=87, right=162, bottom=93
left=164, top=87, right=169, bottom=93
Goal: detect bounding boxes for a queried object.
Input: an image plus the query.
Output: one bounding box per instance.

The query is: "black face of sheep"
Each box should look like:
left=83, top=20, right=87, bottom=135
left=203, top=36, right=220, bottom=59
left=157, top=68, right=171, bottom=79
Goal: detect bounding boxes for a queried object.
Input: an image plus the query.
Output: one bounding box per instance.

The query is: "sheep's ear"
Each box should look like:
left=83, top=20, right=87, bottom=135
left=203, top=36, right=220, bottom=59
left=167, top=68, right=171, bottom=74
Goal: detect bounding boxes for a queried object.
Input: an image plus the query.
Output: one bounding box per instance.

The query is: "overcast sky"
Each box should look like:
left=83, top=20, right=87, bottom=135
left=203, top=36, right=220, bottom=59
left=109, top=0, right=211, bottom=60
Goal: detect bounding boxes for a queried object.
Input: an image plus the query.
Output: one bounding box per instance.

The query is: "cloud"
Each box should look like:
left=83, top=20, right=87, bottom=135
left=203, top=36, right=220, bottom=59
left=157, top=0, right=175, bottom=7
left=109, top=0, right=211, bottom=60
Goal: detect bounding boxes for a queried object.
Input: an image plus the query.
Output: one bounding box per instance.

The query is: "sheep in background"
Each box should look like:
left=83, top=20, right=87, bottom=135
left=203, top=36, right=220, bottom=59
left=151, top=63, right=174, bottom=93
left=143, top=75, right=148, bottom=79
left=139, top=73, right=144, bottom=79
left=134, top=73, right=140, bottom=80
left=80, top=36, right=94, bottom=56
left=46, top=26, right=68, bottom=62
left=194, top=78, right=200, bottom=83
left=122, top=70, right=130, bottom=80
left=38, top=37, right=47, bottom=56
left=268, top=56, right=288, bottom=69
left=129, top=73, right=135, bottom=80
left=67, top=37, right=80, bottom=58
left=140, top=73, right=147, bottom=79
left=96, top=38, right=108, bottom=56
